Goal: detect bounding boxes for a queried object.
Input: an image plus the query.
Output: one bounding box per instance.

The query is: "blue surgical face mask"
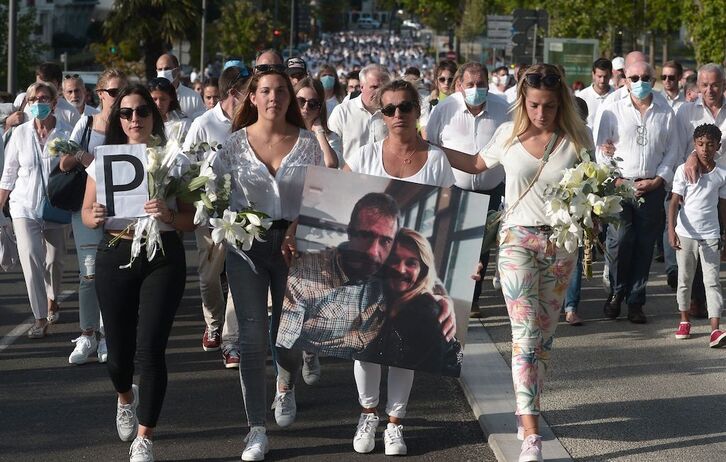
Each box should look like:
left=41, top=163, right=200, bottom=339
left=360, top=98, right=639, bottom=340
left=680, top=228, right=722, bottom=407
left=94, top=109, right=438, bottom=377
left=464, top=87, right=488, bottom=106
left=630, top=80, right=652, bottom=100
left=320, top=75, right=336, bottom=91
left=30, top=102, right=52, bottom=120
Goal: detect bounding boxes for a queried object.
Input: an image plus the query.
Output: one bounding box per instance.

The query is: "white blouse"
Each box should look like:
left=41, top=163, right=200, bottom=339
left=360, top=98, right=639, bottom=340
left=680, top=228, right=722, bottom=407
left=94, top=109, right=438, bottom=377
left=212, top=127, right=324, bottom=221
left=0, top=119, right=72, bottom=223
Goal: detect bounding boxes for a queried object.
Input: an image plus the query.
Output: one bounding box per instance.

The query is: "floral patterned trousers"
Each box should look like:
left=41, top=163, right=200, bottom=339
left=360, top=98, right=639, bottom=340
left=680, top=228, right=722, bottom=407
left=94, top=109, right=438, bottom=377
left=497, top=226, right=577, bottom=415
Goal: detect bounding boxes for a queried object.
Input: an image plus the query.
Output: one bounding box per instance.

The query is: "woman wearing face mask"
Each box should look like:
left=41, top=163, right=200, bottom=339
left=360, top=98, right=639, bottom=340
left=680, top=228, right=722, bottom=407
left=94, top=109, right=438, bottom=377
left=148, top=77, right=191, bottom=144
left=58, top=68, right=128, bottom=364
left=0, top=81, right=73, bottom=338
left=316, top=64, right=344, bottom=115
left=294, top=77, right=340, bottom=168
left=419, top=60, right=457, bottom=128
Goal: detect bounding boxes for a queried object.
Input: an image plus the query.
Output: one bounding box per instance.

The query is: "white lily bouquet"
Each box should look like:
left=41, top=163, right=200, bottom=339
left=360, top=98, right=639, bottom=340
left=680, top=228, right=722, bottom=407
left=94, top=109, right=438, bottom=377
left=544, top=150, right=638, bottom=278
left=47, top=139, right=81, bottom=158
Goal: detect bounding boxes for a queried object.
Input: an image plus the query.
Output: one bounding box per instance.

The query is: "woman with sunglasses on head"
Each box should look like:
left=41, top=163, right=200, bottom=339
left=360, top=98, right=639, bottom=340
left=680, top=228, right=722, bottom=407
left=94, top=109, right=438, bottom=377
left=316, top=64, right=344, bottom=116
left=438, top=64, right=593, bottom=462
left=58, top=68, right=128, bottom=364
left=294, top=77, right=340, bottom=168
left=81, top=84, right=195, bottom=462
left=0, top=81, right=73, bottom=339
left=148, top=77, right=191, bottom=144
left=419, top=60, right=457, bottom=128
left=208, top=67, right=323, bottom=461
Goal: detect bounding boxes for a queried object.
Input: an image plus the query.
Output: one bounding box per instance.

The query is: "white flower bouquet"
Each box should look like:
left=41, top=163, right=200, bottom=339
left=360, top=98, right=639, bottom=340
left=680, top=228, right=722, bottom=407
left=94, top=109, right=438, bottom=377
left=47, top=138, right=81, bottom=158
left=544, top=150, right=638, bottom=277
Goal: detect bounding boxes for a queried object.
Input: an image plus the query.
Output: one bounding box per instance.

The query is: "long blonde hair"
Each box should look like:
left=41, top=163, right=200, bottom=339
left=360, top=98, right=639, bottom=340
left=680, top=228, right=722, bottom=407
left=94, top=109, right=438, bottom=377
left=388, top=228, right=437, bottom=308
left=507, top=63, right=592, bottom=152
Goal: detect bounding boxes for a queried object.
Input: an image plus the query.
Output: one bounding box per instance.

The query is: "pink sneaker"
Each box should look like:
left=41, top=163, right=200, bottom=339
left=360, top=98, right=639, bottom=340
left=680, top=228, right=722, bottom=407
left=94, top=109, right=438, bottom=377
left=519, top=434, right=543, bottom=462
left=709, top=330, right=726, bottom=348
left=675, top=322, right=691, bottom=340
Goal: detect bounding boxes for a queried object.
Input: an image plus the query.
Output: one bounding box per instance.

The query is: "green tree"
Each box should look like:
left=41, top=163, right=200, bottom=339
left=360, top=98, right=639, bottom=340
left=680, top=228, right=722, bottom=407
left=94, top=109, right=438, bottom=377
left=398, top=0, right=464, bottom=32
left=102, top=0, right=200, bottom=80
left=0, top=6, right=48, bottom=92
left=214, top=0, right=278, bottom=62
left=684, top=0, right=726, bottom=65
left=458, top=0, right=487, bottom=42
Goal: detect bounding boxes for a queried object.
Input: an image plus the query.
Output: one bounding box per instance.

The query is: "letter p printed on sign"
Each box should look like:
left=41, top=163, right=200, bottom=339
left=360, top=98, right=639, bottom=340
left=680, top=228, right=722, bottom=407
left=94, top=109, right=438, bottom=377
left=94, top=144, right=149, bottom=218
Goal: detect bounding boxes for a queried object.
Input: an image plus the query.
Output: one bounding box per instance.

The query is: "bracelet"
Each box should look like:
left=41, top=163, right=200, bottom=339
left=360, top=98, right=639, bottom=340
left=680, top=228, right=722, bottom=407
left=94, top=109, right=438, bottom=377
left=74, top=150, right=85, bottom=165
left=314, top=128, right=326, bottom=135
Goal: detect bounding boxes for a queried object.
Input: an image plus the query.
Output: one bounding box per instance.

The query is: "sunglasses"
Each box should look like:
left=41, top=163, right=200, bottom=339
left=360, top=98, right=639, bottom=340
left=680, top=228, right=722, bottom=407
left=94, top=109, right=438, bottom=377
left=524, top=73, right=561, bottom=89
left=119, top=105, right=152, bottom=120
left=148, top=77, right=174, bottom=89
left=229, top=67, right=251, bottom=87
left=64, top=73, right=80, bottom=80
left=254, top=64, right=286, bottom=74
left=438, top=76, right=454, bottom=84
left=380, top=100, right=415, bottom=117
left=628, top=74, right=652, bottom=83
left=296, top=97, right=321, bottom=110
left=97, top=88, right=120, bottom=98
left=661, top=74, right=677, bottom=82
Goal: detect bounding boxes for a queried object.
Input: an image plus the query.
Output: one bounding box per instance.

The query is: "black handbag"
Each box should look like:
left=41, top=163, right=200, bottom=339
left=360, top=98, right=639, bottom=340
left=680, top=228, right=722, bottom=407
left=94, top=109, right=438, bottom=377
left=48, top=116, right=93, bottom=212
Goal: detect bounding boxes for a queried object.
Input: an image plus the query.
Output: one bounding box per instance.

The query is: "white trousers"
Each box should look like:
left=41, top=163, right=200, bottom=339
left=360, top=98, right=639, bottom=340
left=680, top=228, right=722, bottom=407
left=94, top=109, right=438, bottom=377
left=354, top=360, right=414, bottom=419
left=676, top=234, right=723, bottom=319
left=14, top=218, right=67, bottom=320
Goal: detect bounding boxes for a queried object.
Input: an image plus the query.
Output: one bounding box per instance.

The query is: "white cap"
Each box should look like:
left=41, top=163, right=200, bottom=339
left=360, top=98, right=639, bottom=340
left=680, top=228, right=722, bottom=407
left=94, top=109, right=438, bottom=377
left=612, top=57, right=625, bottom=71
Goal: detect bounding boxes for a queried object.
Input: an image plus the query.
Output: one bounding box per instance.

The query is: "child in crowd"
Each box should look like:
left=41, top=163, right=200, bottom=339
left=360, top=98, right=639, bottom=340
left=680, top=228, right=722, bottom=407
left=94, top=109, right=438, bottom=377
left=668, top=123, right=726, bottom=348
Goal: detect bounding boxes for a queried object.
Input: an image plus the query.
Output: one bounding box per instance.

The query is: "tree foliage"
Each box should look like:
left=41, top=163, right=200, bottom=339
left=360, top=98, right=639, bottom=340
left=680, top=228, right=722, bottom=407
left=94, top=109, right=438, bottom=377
left=683, top=0, right=726, bottom=65
left=0, top=6, right=47, bottom=92
left=398, top=0, right=464, bottom=32
left=214, top=0, right=277, bottom=62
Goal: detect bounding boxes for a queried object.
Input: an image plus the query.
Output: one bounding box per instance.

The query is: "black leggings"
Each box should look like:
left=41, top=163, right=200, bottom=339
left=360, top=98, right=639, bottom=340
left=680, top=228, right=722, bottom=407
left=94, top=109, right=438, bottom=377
left=95, top=231, right=186, bottom=428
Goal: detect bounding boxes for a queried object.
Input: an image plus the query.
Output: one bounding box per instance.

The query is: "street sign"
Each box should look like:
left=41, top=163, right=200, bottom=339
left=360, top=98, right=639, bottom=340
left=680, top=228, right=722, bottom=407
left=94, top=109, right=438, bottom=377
left=543, top=38, right=600, bottom=85
left=487, top=15, right=512, bottom=41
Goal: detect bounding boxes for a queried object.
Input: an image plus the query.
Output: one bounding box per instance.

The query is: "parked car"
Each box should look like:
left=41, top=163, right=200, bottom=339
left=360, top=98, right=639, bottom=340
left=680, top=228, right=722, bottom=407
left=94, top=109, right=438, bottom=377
left=357, top=17, right=380, bottom=29
left=402, top=19, right=422, bottom=30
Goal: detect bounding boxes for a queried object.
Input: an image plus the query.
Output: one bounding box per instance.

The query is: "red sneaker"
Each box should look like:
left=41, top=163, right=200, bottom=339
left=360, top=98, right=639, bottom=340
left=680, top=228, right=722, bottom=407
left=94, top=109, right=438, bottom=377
left=675, top=322, right=691, bottom=340
left=223, top=348, right=240, bottom=369
left=202, top=327, right=221, bottom=352
left=709, top=330, right=726, bottom=348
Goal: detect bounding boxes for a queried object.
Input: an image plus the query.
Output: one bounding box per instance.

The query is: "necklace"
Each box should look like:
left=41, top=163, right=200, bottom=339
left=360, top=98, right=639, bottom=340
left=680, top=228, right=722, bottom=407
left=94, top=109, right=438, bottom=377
left=253, top=132, right=290, bottom=151
left=392, top=146, right=417, bottom=164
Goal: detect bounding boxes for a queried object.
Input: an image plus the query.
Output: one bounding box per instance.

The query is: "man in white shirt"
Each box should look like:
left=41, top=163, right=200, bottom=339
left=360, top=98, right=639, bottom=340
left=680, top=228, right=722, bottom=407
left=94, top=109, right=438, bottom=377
left=328, top=64, right=390, bottom=165
left=488, top=65, right=509, bottom=96
left=576, top=58, right=614, bottom=128
left=425, top=61, right=509, bottom=310
left=155, top=53, right=205, bottom=118
left=661, top=60, right=686, bottom=112
left=595, top=60, right=680, bottom=323
left=6, top=62, right=80, bottom=131
left=183, top=65, right=250, bottom=369
left=61, top=74, right=99, bottom=117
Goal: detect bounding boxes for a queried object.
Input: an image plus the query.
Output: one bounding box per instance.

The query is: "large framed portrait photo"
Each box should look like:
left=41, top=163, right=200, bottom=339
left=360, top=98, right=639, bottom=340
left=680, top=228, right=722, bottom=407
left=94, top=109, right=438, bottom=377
left=276, top=167, right=489, bottom=377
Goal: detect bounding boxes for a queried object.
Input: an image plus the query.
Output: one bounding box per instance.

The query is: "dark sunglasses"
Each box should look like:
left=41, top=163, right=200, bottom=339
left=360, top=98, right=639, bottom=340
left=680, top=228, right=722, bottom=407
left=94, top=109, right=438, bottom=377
left=119, top=105, right=152, bottom=120
left=148, top=77, right=174, bottom=89
left=661, top=74, right=677, bottom=82
left=97, top=88, right=120, bottom=98
left=525, top=73, right=561, bottom=89
left=628, top=74, right=652, bottom=83
left=296, top=97, right=321, bottom=110
left=64, top=73, right=80, bottom=79
left=380, top=100, right=415, bottom=117
left=254, top=64, right=286, bottom=74
left=438, top=76, right=454, bottom=84
left=229, top=67, right=251, bottom=87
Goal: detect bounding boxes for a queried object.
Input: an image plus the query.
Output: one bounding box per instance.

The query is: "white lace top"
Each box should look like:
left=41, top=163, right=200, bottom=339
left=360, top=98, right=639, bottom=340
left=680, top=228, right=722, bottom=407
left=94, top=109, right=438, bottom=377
left=212, top=127, right=324, bottom=221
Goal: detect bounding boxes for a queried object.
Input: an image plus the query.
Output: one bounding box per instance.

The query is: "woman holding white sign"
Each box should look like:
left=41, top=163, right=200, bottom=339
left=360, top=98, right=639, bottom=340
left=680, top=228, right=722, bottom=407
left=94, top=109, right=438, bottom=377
left=0, top=81, right=72, bottom=339
left=81, top=84, right=196, bottom=462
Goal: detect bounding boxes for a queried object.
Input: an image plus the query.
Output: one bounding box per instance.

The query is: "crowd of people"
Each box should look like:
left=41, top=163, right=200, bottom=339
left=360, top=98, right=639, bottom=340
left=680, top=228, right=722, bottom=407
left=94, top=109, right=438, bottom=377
left=2, top=33, right=726, bottom=462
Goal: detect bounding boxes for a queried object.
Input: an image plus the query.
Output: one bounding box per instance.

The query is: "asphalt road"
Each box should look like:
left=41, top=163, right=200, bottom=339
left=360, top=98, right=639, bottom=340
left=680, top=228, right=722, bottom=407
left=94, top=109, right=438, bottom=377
left=0, top=233, right=495, bottom=462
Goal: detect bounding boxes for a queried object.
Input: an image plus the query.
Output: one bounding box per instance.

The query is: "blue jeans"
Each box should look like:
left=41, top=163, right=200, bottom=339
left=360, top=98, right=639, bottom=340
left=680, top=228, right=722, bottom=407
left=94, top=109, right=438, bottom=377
left=564, top=248, right=584, bottom=313
left=606, top=184, right=666, bottom=305
left=71, top=211, right=104, bottom=333
left=226, top=227, right=288, bottom=427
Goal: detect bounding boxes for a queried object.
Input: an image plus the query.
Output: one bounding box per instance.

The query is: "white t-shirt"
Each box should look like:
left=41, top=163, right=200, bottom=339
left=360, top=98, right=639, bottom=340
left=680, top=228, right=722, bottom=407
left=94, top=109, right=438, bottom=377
left=325, top=96, right=339, bottom=116
left=164, top=111, right=192, bottom=145
left=182, top=103, right=232, bottom=158
left=576, top=84, right=613, bottom=128
left=480, top=122, right=585, bottom=228
left=69, top=115, right=106, bottom=153
left=176, top=84, right=205, bottom=119
left=672, top=164, right=726, bottom=240
left=348, top=140, right=456, bottom=188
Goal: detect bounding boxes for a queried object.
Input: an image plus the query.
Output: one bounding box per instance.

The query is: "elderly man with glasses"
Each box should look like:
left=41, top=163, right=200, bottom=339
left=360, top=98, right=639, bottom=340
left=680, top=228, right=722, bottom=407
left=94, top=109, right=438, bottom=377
left=594, top=60, right=681, bottom=324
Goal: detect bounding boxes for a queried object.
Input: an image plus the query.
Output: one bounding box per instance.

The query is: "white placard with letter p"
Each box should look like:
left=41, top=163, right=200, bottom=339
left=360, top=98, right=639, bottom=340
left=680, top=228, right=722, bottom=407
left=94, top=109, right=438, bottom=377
left=95, top=144, right=149, bottom=219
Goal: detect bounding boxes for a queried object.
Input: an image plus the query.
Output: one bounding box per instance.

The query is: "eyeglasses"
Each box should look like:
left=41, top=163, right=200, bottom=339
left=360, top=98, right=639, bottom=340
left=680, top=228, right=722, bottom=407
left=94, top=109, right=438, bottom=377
left=636, top=125, right=648, bottom=146
left=64, top=73, right=79, bottom=79
left=148, top=77, right=174, bottom=89
left=119, top=105, right=152, bottom=120
left=524, top=73, right=561, bottom=89
left=28, top=95, right=51, bottom=103
left=661, top=74, right=677, bottom=82
left=348, top=228, right=394, bottom=248
left=97, top=88, right=120, bottom=98
left=229, top=67, right=251, bottom=87
left=254, top=64, right=286, bottom=74
left=380, top=100, right=415, bottom=117
left=628, top=74, right=652, bottom=83
left=296, top=97, right=321, bottom=110
left=438, top=76, right=454, bottom=84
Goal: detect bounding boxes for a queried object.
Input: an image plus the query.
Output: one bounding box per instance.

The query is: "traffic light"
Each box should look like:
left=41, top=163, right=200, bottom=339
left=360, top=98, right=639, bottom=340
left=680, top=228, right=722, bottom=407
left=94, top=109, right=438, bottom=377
left=273, top=29, right=282, bottom=37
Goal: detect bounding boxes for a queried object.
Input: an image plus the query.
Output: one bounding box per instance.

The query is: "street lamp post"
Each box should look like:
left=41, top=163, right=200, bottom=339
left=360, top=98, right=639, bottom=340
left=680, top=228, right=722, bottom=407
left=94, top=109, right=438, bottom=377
left=8, top=0, right=17, bottom=94
left=200, top=0, right=206, bottom=77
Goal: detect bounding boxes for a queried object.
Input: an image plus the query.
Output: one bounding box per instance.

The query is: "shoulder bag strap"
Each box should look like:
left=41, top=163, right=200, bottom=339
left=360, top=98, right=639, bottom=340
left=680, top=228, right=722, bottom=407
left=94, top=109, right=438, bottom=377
left=32, top=132, right=50, bottom=200
left=81, top=115, right=93, bottom=152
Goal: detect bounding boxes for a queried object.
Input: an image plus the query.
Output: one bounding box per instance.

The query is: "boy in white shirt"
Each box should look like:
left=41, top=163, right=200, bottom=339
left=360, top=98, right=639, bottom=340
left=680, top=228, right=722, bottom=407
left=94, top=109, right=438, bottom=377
left=668, top=123, right=726, bottom=347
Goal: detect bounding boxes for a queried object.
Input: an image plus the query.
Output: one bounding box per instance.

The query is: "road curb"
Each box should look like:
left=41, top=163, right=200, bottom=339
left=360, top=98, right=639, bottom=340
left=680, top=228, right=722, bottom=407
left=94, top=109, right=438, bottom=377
left=459, top=320, right=573, bottom=462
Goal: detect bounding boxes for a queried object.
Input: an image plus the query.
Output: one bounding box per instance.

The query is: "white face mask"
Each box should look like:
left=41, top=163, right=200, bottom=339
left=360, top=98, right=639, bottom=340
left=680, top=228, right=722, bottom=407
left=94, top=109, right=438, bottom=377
left=156, top=69, right=175, bottom=82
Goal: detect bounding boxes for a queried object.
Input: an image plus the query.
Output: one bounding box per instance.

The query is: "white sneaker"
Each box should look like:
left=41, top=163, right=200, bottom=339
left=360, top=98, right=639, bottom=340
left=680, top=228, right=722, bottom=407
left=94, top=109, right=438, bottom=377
left=301, top=351, right=321, bottom=385
left=98, top=337, right=108, bottom=363
left=117, top=384, right=139, bottom=442
left=68, top=334, right=98, bottom=365
left=602, top=263, right=611, bottom=293
left=384, top=423, right=407, bottom=456
left=519, top=434, right=543, bottom=462
left=241, top=426, right=269, bottom=461
left=271, top=387, right=296, bottom=428
left=353, top=412, right=379, bottom=454
left=129, top=436, right=154, bottom=462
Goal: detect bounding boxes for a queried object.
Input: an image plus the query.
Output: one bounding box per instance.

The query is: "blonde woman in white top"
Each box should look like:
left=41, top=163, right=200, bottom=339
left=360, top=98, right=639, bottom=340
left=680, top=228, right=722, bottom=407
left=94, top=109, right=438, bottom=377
left=439, top=64, right=593, bottom=462
left=0, top=81, right=72, bottom=338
